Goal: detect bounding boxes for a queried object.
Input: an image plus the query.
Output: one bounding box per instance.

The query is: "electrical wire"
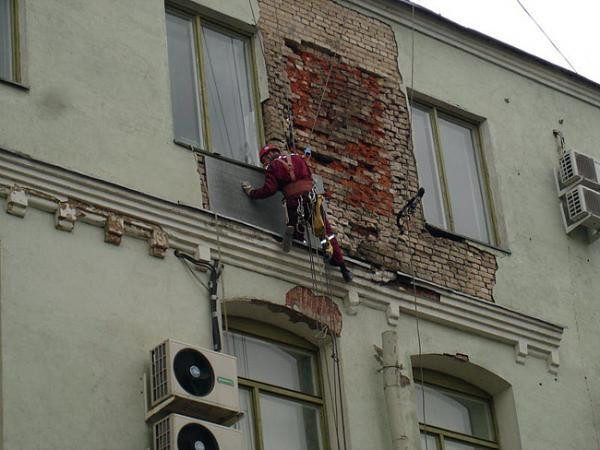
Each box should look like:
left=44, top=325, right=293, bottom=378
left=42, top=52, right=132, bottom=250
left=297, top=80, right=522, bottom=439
left=407, top=3, right=429, bottom=449
left=245, top=1, right=347, bottom=446
left=179, top=256, right=210, bottom=291
left=214, top=212, right=229, bottom=334
left=515, top=0, right=577, bottom=73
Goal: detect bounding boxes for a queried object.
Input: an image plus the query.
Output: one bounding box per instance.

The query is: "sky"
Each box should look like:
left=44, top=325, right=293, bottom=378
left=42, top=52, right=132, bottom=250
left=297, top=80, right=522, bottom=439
left=409, top=0, right=600, bottom=85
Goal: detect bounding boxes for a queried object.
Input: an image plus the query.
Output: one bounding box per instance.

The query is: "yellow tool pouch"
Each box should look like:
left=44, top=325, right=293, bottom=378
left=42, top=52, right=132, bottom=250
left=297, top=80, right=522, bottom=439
left=312, top=194, right=326, bottom=237
left=312, top=195, right=333, bottom=258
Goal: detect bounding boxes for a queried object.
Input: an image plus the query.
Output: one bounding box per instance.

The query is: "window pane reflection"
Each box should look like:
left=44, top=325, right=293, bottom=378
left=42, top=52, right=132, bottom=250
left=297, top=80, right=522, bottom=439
left=225, top=331, right=318, bottom=396
left=234, top=387, right=256, bottom=450
left=260, top=393, right=323, bottom=450
left=445, top=438, right=489, bottom=450
left=166, top=12, right=203, bottom=148
left=202, top=25, right=259, bottom=165
left=438, top=117, right=490, bottom=242
left=416, top=383, right=495, bottom=440
left=412, top=106, right=447, bottom=229
left=420, top=432, right=439, bottom=450
left=0, top=0, right=13, bottom=80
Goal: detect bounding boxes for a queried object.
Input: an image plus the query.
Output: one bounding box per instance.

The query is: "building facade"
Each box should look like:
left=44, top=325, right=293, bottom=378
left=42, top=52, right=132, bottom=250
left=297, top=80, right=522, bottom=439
left=0, top=0, right=598, bottom=449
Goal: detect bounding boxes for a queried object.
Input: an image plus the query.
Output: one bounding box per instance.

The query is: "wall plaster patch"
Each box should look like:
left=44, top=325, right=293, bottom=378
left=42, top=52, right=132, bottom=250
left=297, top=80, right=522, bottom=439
left=0, top=149, right=565, bottom=373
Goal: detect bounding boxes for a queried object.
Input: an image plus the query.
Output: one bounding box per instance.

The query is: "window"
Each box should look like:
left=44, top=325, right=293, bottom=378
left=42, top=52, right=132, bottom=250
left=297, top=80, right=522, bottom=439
left=416, top=370, right=499, bottom=450
left=412, top=104, right=495, bottom=244
left=224, top=320, right=327, bottom=450
left=165, top=9, right=261, bottom=165
left=0, top=0, right=18, bottom=82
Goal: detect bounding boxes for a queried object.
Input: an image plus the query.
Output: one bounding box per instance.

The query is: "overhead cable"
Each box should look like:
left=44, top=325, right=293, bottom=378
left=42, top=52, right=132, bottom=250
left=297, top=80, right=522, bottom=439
left=515, top=0, right=578, bottom=73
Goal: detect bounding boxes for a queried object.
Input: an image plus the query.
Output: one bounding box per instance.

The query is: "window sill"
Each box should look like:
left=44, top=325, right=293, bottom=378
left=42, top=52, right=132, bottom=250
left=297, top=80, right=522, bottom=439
left=173, top=139, right=263, bottom=173
left=0, top=77, right=29, bottom=91
left=425, top=224, right=511, bottom=255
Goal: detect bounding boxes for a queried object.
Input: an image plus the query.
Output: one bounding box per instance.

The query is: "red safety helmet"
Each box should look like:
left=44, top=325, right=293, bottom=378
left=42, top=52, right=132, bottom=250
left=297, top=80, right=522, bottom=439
left=259, top=144, right=280, bottom=161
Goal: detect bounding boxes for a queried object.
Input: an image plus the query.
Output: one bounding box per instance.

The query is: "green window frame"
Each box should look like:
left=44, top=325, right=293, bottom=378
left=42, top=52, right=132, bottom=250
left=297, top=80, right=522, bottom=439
left=416, top=370, right=500, bottom=450
left=412, top=102, right=497, bottom=245
left=165, top=6, right=263, bottom=165
left=224, top=317, right=330, bottom=450
left=0, top=0, right=20, bottom=82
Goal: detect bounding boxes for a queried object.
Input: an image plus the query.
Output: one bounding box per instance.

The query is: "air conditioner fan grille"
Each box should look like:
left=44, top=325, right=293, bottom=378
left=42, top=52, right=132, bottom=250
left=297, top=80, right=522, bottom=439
left=151, top=342, right=169, bottom=404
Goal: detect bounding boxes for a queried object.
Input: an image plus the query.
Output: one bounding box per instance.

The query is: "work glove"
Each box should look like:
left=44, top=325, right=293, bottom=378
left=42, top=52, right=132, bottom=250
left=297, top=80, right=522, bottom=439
left=241, top=181, right=253, bottom=196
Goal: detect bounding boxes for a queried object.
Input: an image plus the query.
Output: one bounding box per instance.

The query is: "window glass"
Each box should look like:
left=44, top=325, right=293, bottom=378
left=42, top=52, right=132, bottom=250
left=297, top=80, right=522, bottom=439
left=260, top=393, right=323, bottom=450
left=444, top=439, right=490, bottom=450
left=225, top=331, right=319, bottom=396
left=416, top=383, right=495, bottom=441
left=235, top=387, right=256, bottom=450
left=166, top=12, right=204, bottom=147
left=438, top=117, right=490, bottom=242
left=420, top=433, right=440, bottom=450
left=0, top=0, right=13, bottom=80
left=201, top=24, right=259, bottom=165
left=411, top=104, right=494, bottom=244
left=224, top=326, right=326, bottom=450
left=412, top=107, right=447, bottom=229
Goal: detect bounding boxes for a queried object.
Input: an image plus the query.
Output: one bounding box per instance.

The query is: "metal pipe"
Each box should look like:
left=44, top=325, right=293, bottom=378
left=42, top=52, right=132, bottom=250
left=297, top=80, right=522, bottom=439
left=381, top=330, right=411, bottom=450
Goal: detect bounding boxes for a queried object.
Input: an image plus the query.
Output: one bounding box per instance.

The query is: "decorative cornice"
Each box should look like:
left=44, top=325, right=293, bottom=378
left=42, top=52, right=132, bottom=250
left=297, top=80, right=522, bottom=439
left=0, top=148, right=564, bottom=373
left=340, top=0, right=600, bottom=109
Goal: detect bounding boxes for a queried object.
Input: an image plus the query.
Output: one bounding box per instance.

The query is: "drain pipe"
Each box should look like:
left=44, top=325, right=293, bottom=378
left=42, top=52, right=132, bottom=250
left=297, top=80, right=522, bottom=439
left=380, top=330, right=418, bottom=450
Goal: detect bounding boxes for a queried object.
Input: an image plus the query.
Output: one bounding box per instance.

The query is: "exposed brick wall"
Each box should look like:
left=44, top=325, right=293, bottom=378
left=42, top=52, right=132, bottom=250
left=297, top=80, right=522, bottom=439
left=255, top=0, right=497, bottom=301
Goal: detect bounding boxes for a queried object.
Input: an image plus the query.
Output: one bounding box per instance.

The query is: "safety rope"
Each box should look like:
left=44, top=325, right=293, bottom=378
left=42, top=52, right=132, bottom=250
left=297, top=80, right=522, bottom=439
left=407, top=4, right=429, bottom=447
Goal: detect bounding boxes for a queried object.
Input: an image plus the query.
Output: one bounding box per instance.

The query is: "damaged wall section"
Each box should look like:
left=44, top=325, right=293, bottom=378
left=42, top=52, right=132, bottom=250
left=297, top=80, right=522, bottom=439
left=193, top=0, right=497, bottom=301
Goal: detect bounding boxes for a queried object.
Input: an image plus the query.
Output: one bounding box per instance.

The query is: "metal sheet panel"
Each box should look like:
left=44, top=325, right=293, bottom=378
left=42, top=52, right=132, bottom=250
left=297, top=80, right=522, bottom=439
left=205, top=156, right=286, bottom=235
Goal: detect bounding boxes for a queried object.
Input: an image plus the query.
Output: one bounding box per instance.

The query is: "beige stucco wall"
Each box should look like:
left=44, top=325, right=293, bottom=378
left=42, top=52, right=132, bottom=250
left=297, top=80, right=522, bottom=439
left=0, top=207, right=579, bottom=450
left=1, top=0, right=257, bottom=209
left=387, top=8, right=600, bottom=450
left=1, top=0, right=599, bottom=449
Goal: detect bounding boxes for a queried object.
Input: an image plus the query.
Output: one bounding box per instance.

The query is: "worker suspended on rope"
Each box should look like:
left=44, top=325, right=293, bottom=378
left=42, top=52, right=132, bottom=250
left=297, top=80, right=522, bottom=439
left=241, top=143, right=353, bottom=282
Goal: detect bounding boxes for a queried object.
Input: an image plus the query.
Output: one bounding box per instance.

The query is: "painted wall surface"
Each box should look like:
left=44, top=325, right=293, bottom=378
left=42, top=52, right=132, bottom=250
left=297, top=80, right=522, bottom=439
left=0, top=0, right=207, bottom=206
left=383, top=8, right=600, bottom=450
left=0, top=210, right=217, bottom=449
left=1, top=1, right=597, bottom=450
left=0, top=208, right=582, bottom=450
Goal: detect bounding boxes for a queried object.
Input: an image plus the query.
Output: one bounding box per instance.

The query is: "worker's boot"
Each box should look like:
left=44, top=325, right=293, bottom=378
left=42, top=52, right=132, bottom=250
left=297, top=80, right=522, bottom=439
left=282, top=225, right=294, bottom=253
left=340, top=264, right=353, bottom=282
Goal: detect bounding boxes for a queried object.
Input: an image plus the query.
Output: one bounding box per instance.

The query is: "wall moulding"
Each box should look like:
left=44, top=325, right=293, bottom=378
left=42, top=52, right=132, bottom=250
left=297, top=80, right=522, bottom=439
left=0, top=148, right=563, bottom=372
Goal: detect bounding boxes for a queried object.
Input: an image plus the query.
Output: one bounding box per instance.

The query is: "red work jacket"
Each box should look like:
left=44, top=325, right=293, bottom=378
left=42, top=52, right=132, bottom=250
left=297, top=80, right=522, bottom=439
left=249, top=154, right=313, bottom=200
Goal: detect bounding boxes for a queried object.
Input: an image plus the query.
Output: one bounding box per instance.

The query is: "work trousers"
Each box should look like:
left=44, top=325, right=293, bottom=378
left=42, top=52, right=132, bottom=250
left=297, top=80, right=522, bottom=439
left=285, top=194, right=345, bottom=266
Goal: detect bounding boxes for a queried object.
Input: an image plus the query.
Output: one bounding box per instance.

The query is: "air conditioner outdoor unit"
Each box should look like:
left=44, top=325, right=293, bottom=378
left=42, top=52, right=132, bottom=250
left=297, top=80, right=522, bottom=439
left=148, top=339, right=241, bottom=425
left=153, top=413, right=242, bottom=450
left=556, top=151, right=600, bottom=194
left=560, top=185, right=600, bottom=241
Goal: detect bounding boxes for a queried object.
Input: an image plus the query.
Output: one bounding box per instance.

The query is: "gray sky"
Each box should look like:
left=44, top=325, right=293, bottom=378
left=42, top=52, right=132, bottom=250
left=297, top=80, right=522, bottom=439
left=410, top=0, right=600, bottom=84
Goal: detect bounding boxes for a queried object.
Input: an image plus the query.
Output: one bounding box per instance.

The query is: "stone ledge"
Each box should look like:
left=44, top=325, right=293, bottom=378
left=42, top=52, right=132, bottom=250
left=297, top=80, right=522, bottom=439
left=0, top=148, right=564, bottom=373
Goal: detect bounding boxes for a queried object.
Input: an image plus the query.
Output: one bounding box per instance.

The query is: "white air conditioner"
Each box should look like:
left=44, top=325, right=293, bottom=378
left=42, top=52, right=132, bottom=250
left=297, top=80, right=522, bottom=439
left=148, top=339, right=241, bottom=425
left=153, top=413, right=242, bottom=450
left=556, top=151, right=600, bottom=194
left=560, top=185, right=600, bottom=242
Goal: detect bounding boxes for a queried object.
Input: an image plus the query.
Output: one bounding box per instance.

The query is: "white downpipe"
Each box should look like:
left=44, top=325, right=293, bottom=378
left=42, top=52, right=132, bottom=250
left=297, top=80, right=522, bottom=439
left=382, top=330, right=412, bottom=450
